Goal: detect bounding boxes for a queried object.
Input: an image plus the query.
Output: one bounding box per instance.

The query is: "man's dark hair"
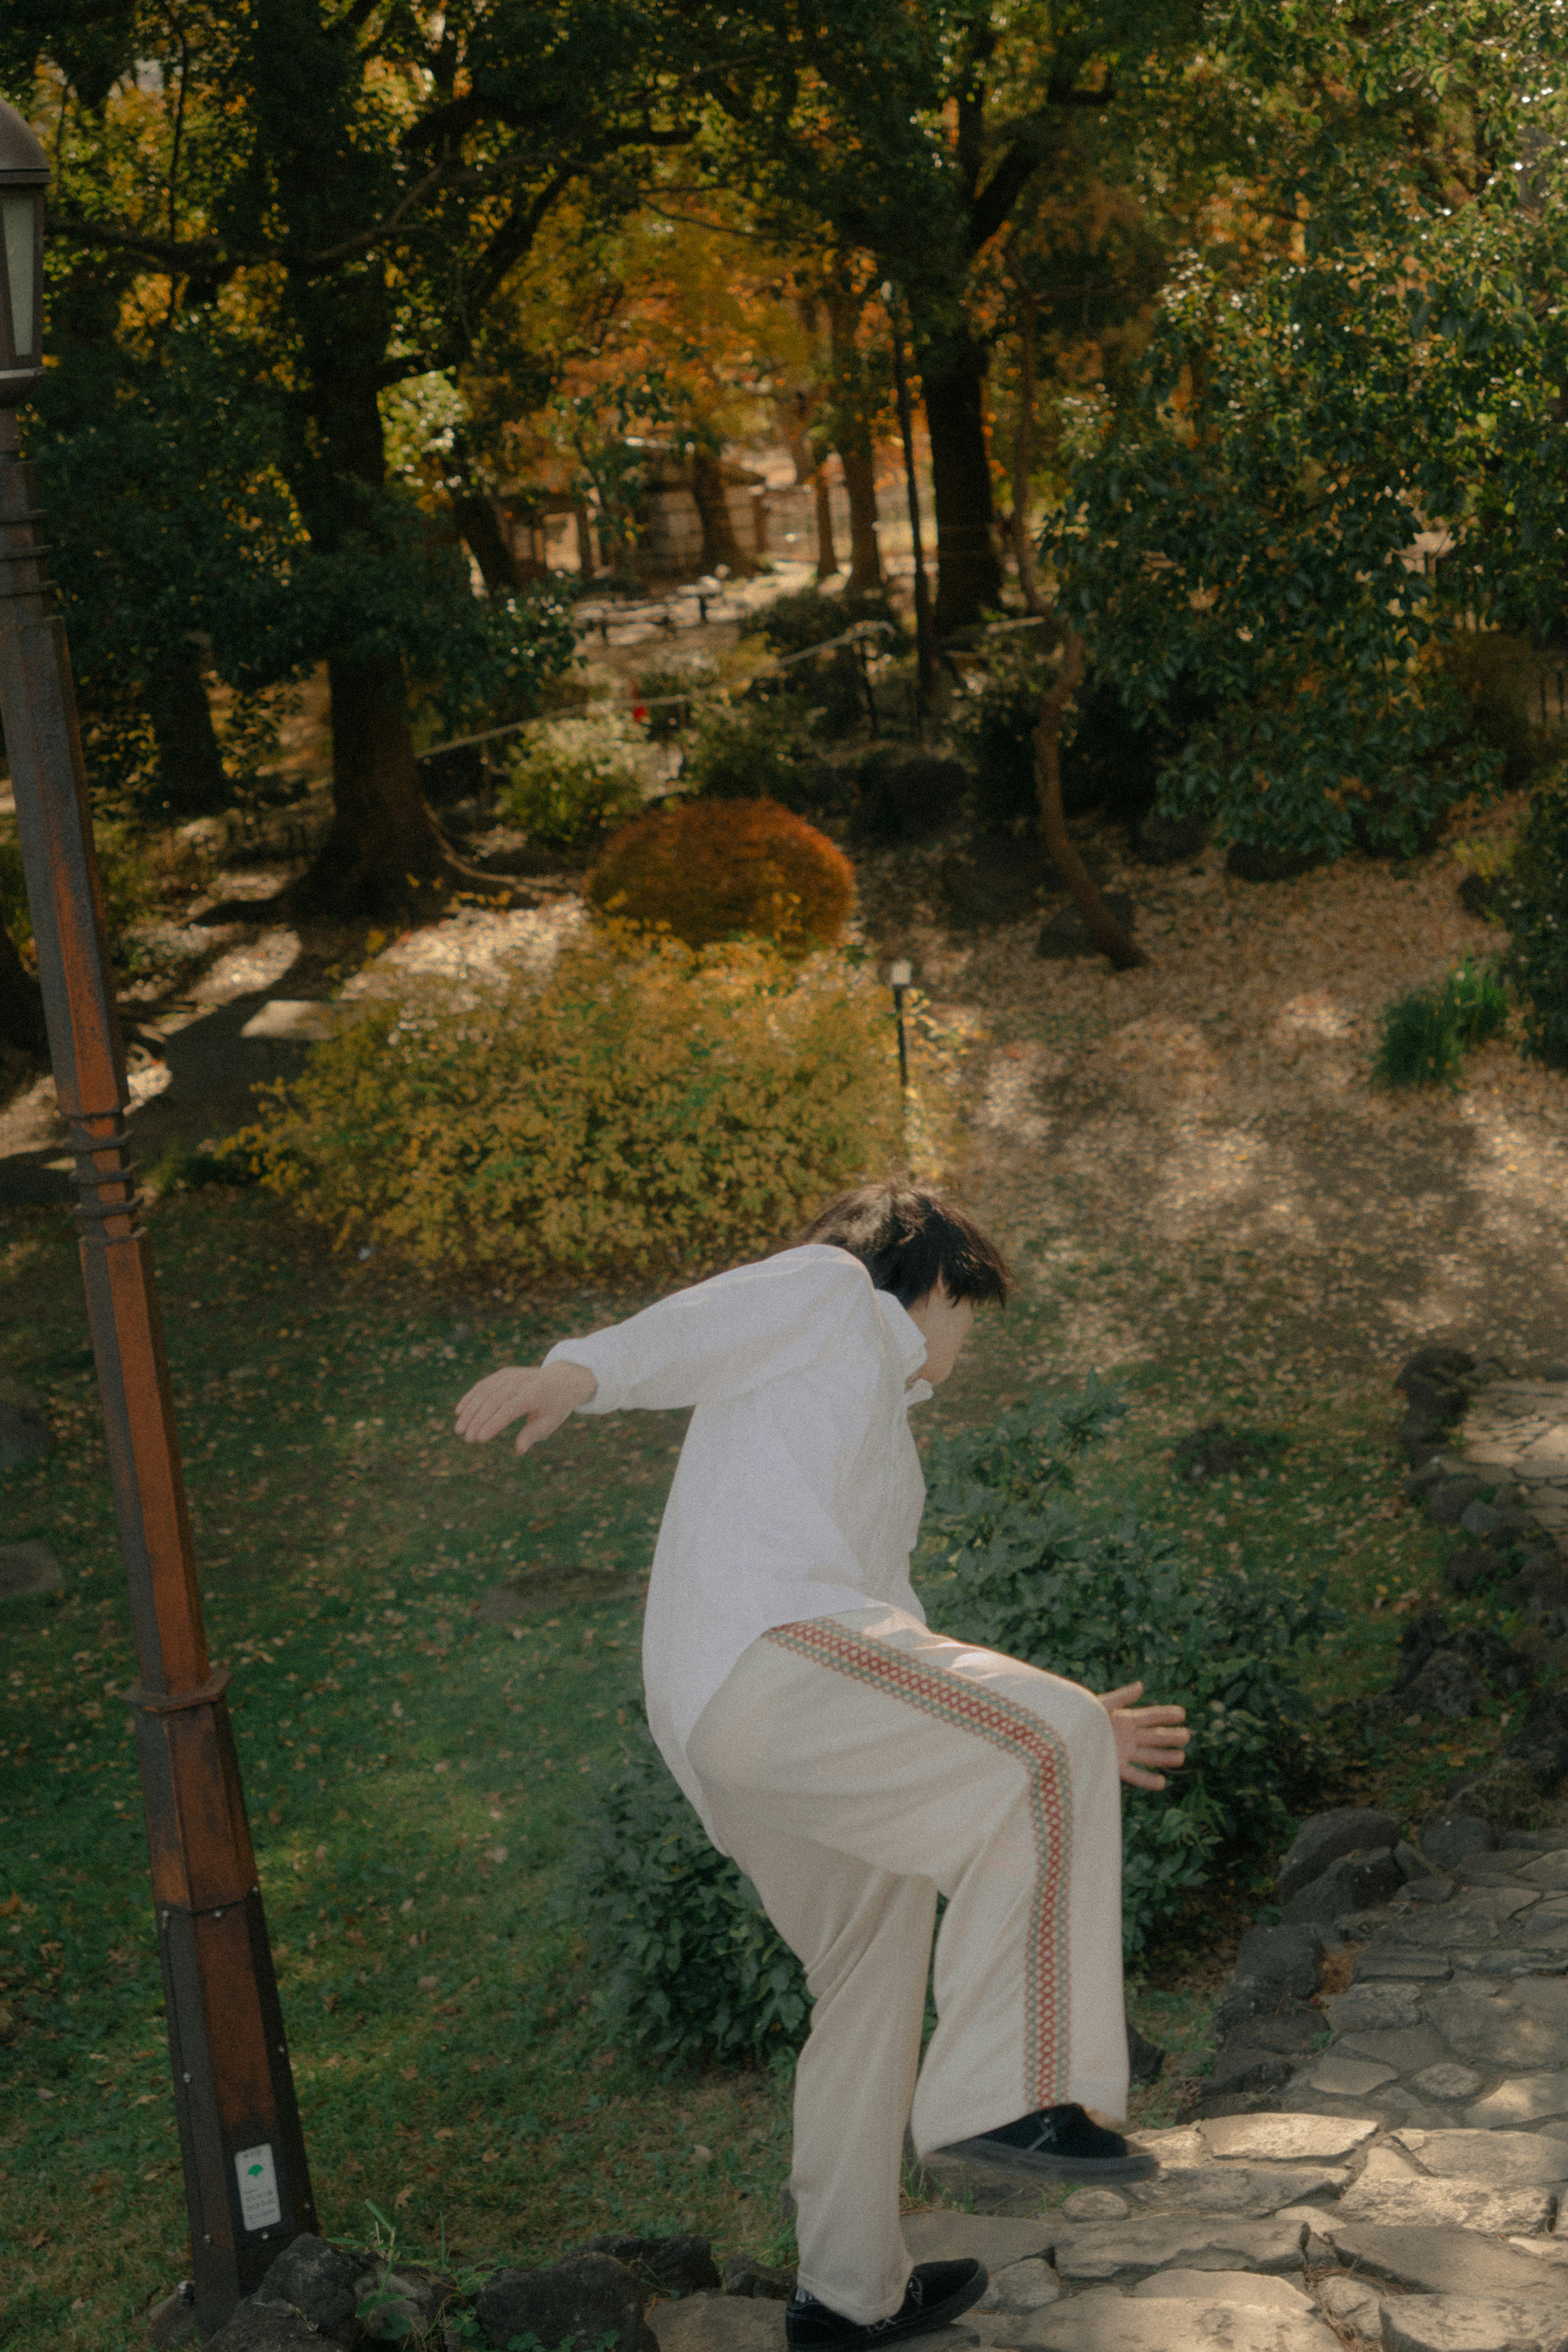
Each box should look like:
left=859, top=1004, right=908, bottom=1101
left=797, top=1182, right=1011, bottom=1309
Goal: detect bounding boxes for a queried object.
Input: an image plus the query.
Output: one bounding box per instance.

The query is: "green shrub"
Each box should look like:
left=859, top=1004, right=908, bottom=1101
left=1502, top=777, right=1568, bottom=1068
left=1372, top=954, right=1510, bottom=1090
left=680, top=698, right=830, bottom=809
left=633, top=656, right=716, bottom=741
left=497, top=714, right=656, bottom=851
left=572, top=1384, right=1335, bottom=2067
left=917, top=1388, right=1338, bottom=1957
left=757, top=585, right=902, bottom=656
left=574, top=1708, right=809, bottom=2063
left=241, top=921, right=900, bottom=1279
left=1439, top=632, right=1553, bottom=790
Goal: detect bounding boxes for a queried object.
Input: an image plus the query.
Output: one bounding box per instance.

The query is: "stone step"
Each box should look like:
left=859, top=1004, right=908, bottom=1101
left=1049, top=2216, right=1307, bottom=2283
left=1378, top=2295, right=1568, bottom=2352
left=1322, top=2221, right=1568, bottom=2302
left=913, top=2151, right=1058, bottom=2217
left=647, top=2300, right=783, bottom=2352
left=1391, top=2128, right=1568, bottom=2185
left=904, top=2217, right=1060, bottom=2271
left=1006, top=2292, right=1341, bottom=2352
left=1123, top=2163, right=1349, bottom=2218
left=1333, top=2143, right=1555, bottom=2234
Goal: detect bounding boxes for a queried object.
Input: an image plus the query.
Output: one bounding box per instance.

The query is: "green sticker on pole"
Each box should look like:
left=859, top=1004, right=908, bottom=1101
left=234, top=2142, right=282, bottom=2232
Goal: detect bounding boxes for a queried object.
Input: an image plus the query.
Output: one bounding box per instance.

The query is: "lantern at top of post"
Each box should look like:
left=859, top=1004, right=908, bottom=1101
left=0, top=101, right=47, bottom=407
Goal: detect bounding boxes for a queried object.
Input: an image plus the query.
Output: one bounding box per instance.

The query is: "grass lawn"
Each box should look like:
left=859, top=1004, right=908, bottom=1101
left=0, top=1187, right=1529, bottom=2348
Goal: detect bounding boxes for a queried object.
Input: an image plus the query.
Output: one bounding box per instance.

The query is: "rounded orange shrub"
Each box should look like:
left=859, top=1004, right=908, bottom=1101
left=585, top=796, right=855, bottom=953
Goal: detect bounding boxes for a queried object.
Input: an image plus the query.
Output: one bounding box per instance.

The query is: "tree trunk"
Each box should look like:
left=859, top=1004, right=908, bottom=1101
left=145, top=636, right=228, bottom=817
left=448, top=430, right=523, bottom=593
left=1034, top=627, right=1147, bottom=969
left=573, top=502, right=595, bottom=582
left=288, top=378, right=528, bottom=916
left=826, top=290, right=883, bottom=591
left=294, top=649, right=466, bottom=916
left=0, top=910, right=46, bottom=1058
left=839, top=441, right=882, bottom=591
left=690, top=450, right=751, bottom=576
left=923, top=343, right=1004, bottom=631
left=1009, top=293, right=1046, bottom=617
left=813, top=465, right=839, bottom=580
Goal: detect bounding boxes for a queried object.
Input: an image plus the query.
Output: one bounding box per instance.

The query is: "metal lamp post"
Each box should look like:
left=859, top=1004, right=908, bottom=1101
left=0, top=103, right=316, bottom=2333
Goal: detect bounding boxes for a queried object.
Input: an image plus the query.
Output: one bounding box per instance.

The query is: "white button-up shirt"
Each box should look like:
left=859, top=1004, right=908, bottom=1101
left=544, top=1244, right=932, bottom=1835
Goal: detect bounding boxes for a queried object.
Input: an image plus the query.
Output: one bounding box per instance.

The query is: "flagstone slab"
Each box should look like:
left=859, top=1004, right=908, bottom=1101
left=1410, top=2064, right=1486, bottom=2100
left=976, top=2260, right=1062, bottom=2313
left=1018, top=2296, right=1342, bottom=2352
left=1324, top=1986, right=1426, bottom=2033
left=1127, top=2274, right=1315, bottom=2310
left=1314, top=2276, right=1382, bottom=2336
left=1197, top=2115, right=1378, bottom=2165
left=1301, top=2053, right=1396, bottom=2098
left=1324, top=2224, right=1568, bottom=2301
left=1394, top=2129, right=1568, bottom=2184
left=1341, top=2028, right=1452, bottom=2073
left=1520, top=1858, right=1568, bottom=1894
left=648, top=2301, right=784, bottom=2352
left=1423, top=1980, right=1568, bottom=2073
left=1355, top=1952, right=1455, bottom=1982
left=1378, top=2295, right=1568, bottom=2352
left=1333, top=2145, right=1554, bottom=2234
left=1466, top=2073, right=1568, bottom=2130
left=1049, top=2217, right=1307, bottom=2283
left=904, top=2216, right=1058, bottom=2270
left=1125, top=2167, right=1349, bottom=2218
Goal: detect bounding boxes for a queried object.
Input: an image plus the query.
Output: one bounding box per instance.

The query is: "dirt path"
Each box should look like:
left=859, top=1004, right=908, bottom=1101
left=893, top=807, right=1568, bottom=1393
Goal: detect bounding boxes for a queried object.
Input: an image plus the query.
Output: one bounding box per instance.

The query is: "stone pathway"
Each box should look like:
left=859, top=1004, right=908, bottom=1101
left=1465, top=1383, right=1568, bottom=1543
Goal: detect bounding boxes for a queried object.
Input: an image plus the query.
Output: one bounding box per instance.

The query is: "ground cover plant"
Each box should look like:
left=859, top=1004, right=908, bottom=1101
left=1372, top=954, right=1510, bottom=1091
left=240, top=921, right=897, bottom=1280
left=0, top=1170, right=1546, bottom=2348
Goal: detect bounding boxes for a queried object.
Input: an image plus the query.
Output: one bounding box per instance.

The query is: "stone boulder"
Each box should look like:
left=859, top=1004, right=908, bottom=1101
left=0, top=1540, right=62, bottom=1601
left=203, top=2305, right=330, bottom=2352
left=1279, top=1847, right=1403, bottom=1926
left=584, top=2237, right=721, bottom=2298
left=1230, top=1922, right=1327, bottom=2000
left=1426, top=1476, right=1483, bottom=1524
left=1131, top=811, right=1207, bottom=867
left=1276, top=1807, right=1401, bottom=1905
left=722, top=2259, right=796, bottom=2301
left=252, top=2235, right=378, bottom=2347
left=1400, top=1651, right=1486, bottom=1721
left=1504, top=1690, right=1568, bottom=1792
left=1421, top=1814, right=1498, bottom=1868
left=476, top=2255, right=654, bottom=2352
left=1225, top=843, right=1321, bottom=883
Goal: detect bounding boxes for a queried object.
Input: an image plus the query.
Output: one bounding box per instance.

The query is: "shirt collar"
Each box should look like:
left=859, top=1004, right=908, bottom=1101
left=875, top=1289, right=929, bottom=1378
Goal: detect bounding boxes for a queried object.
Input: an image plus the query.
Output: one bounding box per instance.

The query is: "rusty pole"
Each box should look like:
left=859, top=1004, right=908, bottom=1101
left=0, top=104, right=315, bottom=2335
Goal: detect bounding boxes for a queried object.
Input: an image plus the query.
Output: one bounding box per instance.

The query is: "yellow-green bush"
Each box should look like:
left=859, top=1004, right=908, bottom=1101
left=240, top=922, right=903, bottom=1277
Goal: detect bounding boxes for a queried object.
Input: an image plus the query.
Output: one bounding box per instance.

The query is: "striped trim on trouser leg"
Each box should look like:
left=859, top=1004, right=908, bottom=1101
left=761, top=1618, right=1073, bottom=2111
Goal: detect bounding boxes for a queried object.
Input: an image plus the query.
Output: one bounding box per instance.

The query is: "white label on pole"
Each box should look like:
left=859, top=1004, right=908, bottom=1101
left=234, top=2143, right=283, bottom=2231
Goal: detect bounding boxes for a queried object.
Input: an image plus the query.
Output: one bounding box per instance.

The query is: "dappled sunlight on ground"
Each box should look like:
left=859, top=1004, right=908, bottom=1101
left=913, top=822, right=1568, bottom=1391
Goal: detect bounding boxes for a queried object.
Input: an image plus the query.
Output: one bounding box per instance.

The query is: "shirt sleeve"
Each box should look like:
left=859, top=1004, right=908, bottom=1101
left=542, top=1246, right=876, bottom=1416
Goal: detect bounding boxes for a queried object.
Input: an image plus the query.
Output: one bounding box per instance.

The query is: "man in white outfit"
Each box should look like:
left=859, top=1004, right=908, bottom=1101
left=457, top=1184, right=1189, bottom=2352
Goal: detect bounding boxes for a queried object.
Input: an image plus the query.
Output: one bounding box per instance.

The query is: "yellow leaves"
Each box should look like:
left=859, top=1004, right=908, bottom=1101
left=241, top=921, right=906, bottom=1282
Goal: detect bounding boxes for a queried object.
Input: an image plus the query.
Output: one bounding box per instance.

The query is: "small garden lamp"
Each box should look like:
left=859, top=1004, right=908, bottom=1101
left=890, top=958, right=912, bottom=1090
left=0, top=92, right=316, bottom=2335
left=0, top=103, right=45, bottom=406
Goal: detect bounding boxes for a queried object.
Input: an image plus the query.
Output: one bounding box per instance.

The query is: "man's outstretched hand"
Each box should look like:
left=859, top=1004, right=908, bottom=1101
left=1098, top=1681, right=1190, bottom=1790
left=454, top=1362, right=597, bottom=1456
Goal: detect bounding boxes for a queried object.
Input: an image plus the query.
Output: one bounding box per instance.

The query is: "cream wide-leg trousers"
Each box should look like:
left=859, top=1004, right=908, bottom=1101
left=686, top=1604, right=1127, bottom=2326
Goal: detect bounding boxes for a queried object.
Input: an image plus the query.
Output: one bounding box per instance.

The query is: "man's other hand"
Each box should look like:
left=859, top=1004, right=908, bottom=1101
left=454, top=1361, right=597, bottom=1455
left=1097, top=1681, right=1191, bottom=1791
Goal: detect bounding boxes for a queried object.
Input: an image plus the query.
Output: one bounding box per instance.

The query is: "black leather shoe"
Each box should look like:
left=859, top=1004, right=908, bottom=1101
left=938, top=2101, right=1157, bottom=2181
left=784, top=2259, right=989, bottom=2352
